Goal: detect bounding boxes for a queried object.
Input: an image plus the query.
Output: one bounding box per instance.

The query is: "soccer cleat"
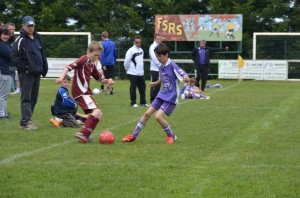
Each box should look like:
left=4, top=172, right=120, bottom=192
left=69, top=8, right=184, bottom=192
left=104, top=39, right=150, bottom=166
left=49, top=118, right=61, bottom=128
left=122, top=134, right=135, bottom=142
left=75, top=132, right=89, bottom=144
left=87, top=137, right=94, bottom=143
left=132, top=104, right=139, bottom=108
left=140, top=104, right=150, bottom=107
left=166, top=135, right=177, bottom=144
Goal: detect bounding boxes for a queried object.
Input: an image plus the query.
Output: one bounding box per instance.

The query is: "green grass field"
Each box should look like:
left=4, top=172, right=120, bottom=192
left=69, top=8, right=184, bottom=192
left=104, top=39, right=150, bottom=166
left=1, top=79, right=300, bottom=197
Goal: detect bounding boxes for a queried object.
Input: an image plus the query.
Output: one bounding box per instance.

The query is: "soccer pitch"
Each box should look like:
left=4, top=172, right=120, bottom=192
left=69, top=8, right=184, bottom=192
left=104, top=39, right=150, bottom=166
left=1, top=79, right=300, bottom=197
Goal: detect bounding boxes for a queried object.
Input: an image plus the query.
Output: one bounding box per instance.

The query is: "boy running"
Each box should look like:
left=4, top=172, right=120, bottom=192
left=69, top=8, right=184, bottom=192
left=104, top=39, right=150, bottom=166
left=122, top=43, right=190, bottom=144
left=56, top=41, right=114, bottom=143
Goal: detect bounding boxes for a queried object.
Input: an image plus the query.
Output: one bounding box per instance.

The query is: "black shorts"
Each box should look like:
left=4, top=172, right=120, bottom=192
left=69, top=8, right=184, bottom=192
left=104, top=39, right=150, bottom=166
left=103, top=65, right=115, bottom=79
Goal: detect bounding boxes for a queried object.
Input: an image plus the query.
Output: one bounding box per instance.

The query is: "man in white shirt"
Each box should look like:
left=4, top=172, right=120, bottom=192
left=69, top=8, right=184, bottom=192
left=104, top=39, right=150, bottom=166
left=124, top=36, right=148, bottom=107
left=149, top=33, right=162, bottom=103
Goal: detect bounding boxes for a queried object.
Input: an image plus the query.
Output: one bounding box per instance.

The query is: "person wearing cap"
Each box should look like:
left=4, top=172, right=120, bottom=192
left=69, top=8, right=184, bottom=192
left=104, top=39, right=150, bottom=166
left=11, top=16, right=48, bottom=130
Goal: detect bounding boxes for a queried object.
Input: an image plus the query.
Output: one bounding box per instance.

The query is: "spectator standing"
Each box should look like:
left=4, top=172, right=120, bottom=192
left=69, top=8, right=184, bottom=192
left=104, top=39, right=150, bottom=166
left=191, top=40, right=228, bottom=92
left=11, top=16, right=48, bottom=130
left=4, top=22, right=15, bottom=46
left=4, top=22, right=19, bottom=93
left=100, top=31, right=117, bottom=95
left=149, top=33, right=162, bottom=103
left=0, top=29, right=12, bottom=120
left=124, top=36, right=148, bottom=107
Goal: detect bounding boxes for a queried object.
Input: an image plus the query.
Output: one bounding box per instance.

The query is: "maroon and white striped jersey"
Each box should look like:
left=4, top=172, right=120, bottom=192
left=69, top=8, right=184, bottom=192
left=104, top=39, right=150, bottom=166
left=67, top=55, right=103, bottom=99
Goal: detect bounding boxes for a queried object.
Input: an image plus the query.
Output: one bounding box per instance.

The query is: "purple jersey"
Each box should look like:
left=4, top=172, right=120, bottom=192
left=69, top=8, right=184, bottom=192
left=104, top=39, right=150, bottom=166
left=156, top=59, right=187, bottom=104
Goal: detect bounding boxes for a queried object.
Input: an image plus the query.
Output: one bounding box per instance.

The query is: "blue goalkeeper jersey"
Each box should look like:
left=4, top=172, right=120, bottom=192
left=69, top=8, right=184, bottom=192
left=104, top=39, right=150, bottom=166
left=51, top=87, right=77, bottom=116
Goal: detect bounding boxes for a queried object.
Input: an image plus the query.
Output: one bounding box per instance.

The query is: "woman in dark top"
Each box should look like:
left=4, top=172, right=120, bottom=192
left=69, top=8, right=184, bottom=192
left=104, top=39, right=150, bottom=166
left=0, top=29, right=12, bottom=120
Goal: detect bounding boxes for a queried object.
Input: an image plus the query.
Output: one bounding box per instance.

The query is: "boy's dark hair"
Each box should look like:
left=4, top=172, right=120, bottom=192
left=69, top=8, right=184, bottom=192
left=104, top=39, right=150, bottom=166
left=154, top=43, right=170, bottom=56
left=154, top=33, right=161, bottom=39
left=0, top=28, right=9, bottom=36
left=63, top=74, right=71, bottom=81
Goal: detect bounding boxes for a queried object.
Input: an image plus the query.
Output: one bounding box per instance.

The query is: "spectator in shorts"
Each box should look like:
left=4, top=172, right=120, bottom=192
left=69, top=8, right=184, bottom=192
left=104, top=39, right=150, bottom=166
left=11, top=16, right=48, bottom=130
left=56, top=41, right=114, bottom=143
left=100, top=31, right=117, bottom=95
left=0, top=29, right=12, bottom=120
left=50, top=74, right=89, bottom=128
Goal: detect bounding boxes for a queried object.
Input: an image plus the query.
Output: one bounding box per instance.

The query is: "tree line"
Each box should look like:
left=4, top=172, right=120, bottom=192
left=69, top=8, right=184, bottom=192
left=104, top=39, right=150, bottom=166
left=0, top=0, right=299, bottom=58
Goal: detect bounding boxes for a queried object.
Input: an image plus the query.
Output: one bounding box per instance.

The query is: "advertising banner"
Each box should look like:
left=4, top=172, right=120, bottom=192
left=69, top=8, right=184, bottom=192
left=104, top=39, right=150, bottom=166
left=218, top=60, right=288, bottom=80
left=47, top=58, right=75, bottom=78
left=155, top=14, right=243, bottom=41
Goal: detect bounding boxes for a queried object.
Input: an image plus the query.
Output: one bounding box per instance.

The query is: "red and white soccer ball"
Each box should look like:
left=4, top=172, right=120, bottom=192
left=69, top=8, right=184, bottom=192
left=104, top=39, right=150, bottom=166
left=99, top=131, right=115, bottom=144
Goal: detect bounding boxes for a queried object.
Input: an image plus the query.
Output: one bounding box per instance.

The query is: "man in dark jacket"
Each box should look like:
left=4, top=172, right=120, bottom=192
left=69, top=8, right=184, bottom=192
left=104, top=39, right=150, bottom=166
left=191, top=40, right=228, bottom=92
left=11, top=16, right=48, bottom=130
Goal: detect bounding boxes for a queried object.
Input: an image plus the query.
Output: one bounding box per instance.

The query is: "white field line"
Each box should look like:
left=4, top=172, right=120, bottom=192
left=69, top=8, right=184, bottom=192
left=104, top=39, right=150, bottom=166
left=0, top=141, right=71, bottom=165
left=0, top=118, right=140, bottom=166
left=0, top=82, right=240, bottom=166
left=177, top=82, right=240, bottom=106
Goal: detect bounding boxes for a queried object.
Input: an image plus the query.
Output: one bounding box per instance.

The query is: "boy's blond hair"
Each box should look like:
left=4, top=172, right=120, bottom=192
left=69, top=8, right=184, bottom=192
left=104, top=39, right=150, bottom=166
left=101, top=31, right=109, bottom=39
left=88, top=41, right=103, bottom=52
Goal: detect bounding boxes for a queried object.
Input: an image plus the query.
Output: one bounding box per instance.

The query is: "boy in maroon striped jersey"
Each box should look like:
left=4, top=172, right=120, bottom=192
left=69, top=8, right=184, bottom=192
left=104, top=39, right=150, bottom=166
left=56, top=41, right=114, bottom=143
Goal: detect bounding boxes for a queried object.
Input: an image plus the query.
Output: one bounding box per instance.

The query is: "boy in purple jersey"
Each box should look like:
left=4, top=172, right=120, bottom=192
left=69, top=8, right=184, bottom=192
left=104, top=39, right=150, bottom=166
left=122, top=43, right=190, bottom=144
left=180, top=77, right=208, bottom=99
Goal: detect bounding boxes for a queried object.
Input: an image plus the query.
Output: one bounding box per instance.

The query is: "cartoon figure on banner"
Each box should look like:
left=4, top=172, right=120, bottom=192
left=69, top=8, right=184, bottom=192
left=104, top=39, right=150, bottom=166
left=184, top=17, right=195, bottom=31
left=225, top=20, right=236, bottom=40
left=209, top=18, right=220, bottom=38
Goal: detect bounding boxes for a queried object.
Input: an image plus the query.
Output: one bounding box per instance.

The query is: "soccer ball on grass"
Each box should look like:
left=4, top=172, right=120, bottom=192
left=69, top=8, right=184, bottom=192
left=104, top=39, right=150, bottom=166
left=92, top=88, right=101, bottom=95
left=99, top=131, right=114, bottom=144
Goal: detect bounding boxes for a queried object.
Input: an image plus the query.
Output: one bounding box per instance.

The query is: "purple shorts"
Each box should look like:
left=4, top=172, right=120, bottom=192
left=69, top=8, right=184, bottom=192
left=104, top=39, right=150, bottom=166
left=151, top=98, right=176, bottom=116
